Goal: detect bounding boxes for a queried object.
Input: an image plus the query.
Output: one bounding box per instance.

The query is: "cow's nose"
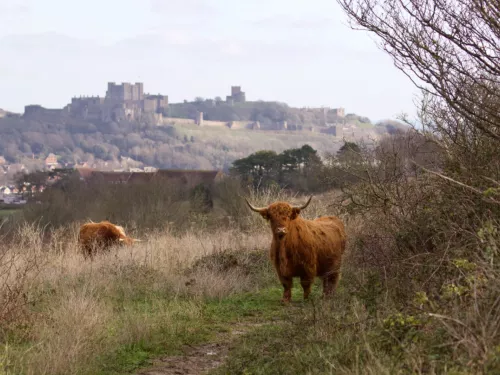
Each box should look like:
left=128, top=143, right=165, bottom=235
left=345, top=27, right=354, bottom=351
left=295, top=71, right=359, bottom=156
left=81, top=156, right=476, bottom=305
left=276, top=227, right=287, bottom=238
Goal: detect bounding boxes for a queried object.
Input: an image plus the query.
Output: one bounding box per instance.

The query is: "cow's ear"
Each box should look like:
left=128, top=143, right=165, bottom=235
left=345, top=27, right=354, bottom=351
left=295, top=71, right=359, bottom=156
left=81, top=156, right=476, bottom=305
left=259, top=209, right=270, bottom=220
left=291, top=208, right=300, bottom=220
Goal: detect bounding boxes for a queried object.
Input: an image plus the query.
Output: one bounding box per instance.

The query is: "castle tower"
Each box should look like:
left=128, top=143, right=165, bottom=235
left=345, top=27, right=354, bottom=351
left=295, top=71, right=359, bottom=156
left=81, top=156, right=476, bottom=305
left=135, top=82, right=144, bottom=101
left=122, top=83, right=132, bottom=101
left=196, top=111, right=204, bottom=126
left=231, top=86, right=241, bottom=96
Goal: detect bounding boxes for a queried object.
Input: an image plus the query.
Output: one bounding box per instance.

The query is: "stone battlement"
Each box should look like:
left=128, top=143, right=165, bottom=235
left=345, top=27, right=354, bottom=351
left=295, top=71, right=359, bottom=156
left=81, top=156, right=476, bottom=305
left=67, top=82, right=168, bottom=122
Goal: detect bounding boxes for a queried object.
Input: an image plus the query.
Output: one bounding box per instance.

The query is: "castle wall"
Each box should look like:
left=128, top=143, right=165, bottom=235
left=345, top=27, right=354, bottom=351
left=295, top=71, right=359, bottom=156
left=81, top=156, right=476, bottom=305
left=143, top=98, right=157, bottom=112
left=201, top=120, right=228, bottom=127
left=143, top=95, right=168, bottom=113
left=158, top=96, right=168, bottom=108
left=160, top=117, right=257, bottom=129
left=228, top=121, right=256, bottom=130
left=332, top=107, right=345, bottom=117
left=320, top=125, right=343, bottom=137
left=162, top=117, right=197, bottom=126
left=24, top=105, right=66, bottom=117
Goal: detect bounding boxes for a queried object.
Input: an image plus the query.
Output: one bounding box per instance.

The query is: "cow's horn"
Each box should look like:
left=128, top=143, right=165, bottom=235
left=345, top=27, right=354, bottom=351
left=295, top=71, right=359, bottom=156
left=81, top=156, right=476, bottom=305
left=293, top=196, right=313, bottom=210
left=133, top=239, right=143, bottom=242
left=245, top=198, right=267, bottom=213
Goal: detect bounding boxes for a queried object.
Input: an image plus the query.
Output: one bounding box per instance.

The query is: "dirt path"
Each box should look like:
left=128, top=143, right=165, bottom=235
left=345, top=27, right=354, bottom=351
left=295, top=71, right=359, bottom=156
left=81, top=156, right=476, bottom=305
left=135, top=323, right=264, bottom=375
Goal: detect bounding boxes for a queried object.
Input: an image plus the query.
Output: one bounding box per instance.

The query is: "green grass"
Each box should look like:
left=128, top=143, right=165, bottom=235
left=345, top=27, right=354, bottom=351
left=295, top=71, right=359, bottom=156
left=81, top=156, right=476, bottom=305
left=0, top=209, right=19, bottom=218
left=88, top=267, right=353, bottom=375
left=3, top=240, right=480, bottom=375
left=93, top=286, right=291, bottom=375
left=88, top=276, right=331, bottom=375
left=210, top=283, right=357, bottom=375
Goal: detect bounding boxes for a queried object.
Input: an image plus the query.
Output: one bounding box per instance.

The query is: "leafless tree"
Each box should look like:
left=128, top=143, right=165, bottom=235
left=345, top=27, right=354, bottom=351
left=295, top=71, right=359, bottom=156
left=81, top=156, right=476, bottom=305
left=336, top=0, right=500, bottom=141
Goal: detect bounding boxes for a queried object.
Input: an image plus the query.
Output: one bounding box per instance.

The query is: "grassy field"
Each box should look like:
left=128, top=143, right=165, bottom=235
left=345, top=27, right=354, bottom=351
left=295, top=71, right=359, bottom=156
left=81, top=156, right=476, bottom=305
left=0, top=185, right=498, bottom=375
left=0, top=208, right=20, bottom=220
left=164, top=123, right=358, bottom=159
left=0, top=219, right=361, bottom=375
left=0, top=224, right=277, bottom=375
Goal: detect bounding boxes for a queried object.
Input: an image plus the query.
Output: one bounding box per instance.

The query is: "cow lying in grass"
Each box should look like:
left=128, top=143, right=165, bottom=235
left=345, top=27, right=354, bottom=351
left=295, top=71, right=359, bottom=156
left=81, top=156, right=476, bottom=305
left=246, top=196, right=346, bottom=303
left=78, top=220, right=141, bottom=259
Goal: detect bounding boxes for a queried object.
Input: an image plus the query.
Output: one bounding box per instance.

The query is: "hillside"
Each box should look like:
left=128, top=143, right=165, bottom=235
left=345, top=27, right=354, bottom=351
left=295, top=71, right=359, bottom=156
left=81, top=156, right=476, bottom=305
left=0, top=106, right=391, bottom=172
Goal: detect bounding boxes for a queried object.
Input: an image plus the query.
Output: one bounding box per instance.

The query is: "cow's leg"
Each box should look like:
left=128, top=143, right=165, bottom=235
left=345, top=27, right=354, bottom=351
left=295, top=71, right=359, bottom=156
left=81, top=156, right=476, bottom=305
left=279, top=275, right=293, bottom=303
left=323, top=271, right=340, bottom=298
left=300, top=276, right=314, bottom=300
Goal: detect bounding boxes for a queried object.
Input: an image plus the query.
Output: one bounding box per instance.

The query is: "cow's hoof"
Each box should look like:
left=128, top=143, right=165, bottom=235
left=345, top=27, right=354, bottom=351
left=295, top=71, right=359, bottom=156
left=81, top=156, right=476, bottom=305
left=280, top=298, right=291, bottom=305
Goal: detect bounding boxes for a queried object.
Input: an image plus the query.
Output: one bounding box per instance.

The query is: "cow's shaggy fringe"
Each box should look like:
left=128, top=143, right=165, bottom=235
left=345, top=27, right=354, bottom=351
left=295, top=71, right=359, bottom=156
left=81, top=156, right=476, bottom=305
left=0, top=223, right=270, bottom=375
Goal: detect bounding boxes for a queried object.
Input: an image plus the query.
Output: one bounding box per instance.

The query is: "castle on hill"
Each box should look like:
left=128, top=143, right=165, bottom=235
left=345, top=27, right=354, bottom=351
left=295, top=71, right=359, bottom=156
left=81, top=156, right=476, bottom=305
left=70, top=82, right=168, bottom=122
left=23, top=82, right=168, bottom=123
left=21, top=82, right=347, bottom=136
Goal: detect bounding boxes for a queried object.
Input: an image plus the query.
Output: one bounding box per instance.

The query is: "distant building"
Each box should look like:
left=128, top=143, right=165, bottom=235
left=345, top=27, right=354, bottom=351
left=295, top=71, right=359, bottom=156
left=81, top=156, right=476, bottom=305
left=68, top=82, right=169, bottom=122
left=321, top=124, right=344, bottom=137
left=332, top=107, right=345, bottom=117
left=106, top=82, right=144, bottom=102
left=45, top=153, right=58, bottom=167
left=226, top=86, right=246, bottom=104
left=196, top=112, right=204, bottom=126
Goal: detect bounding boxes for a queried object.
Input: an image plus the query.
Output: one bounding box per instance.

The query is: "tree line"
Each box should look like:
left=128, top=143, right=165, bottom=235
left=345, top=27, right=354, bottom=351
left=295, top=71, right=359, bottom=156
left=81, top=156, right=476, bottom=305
left=229, top=142, right=364, bottom=192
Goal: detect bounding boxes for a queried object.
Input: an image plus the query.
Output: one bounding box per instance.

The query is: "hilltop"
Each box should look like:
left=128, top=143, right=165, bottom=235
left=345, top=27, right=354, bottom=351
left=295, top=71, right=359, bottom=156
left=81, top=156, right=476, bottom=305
left=0, top=82, right=406, bottom=175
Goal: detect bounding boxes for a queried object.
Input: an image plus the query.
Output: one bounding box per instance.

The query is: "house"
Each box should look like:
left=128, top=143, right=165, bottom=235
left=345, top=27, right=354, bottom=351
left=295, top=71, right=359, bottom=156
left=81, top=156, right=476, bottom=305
left=7, top=164, right=27, bottom=173
left=45, top=153, right=58, bottom=167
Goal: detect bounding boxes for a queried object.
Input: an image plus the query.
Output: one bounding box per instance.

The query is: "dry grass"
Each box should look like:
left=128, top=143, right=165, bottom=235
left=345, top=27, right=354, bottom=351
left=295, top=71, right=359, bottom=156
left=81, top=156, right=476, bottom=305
left=0, top=186, right=348, bottom=375
left=0, top=223, right=271, bottom=375
left=11, top=181, right=495, bottom=375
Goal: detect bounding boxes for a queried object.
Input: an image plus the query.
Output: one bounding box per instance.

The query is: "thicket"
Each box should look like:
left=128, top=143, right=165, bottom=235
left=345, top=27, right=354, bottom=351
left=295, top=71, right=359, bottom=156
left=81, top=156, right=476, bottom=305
left=317, top=0, right=500, bottom=370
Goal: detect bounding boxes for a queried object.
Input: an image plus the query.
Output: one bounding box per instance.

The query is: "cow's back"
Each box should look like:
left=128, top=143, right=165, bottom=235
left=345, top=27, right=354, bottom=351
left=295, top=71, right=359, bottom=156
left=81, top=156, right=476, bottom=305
left=282, top=216, right=345, bottom=275
left=315, top=216, right=345, bottom=234
left=310, top=216, right=346, bottom=274
left=78, top=222, right=122, bottom=256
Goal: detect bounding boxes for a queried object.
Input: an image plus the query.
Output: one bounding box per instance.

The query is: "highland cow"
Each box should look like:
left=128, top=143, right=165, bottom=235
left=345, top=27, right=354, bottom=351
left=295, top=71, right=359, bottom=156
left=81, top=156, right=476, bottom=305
left=78, top=220, right=141, bottom=259
left=246, top=196, right=346, bottom=303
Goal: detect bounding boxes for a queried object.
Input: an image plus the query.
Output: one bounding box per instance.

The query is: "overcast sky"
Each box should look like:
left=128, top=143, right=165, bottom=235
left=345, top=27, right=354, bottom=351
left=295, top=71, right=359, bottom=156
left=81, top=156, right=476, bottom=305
left=0, top=0, right=419, bottom=122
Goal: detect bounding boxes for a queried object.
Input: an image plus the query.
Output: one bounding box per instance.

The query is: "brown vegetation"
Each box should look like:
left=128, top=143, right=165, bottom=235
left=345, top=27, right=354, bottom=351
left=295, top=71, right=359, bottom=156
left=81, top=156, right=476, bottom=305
left=0, top=222, right=271, bottom=375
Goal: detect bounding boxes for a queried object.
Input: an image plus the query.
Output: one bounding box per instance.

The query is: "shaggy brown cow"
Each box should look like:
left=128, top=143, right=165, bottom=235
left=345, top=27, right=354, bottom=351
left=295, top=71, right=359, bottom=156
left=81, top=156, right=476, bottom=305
left=78, top=220, right=141, bottom=259
left=246, top=196, right=346, bottom=303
